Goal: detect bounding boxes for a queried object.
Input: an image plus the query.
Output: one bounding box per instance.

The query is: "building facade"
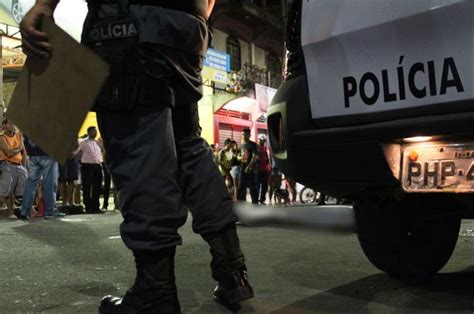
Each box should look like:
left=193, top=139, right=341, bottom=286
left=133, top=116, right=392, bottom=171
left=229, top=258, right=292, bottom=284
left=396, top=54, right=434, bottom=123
left=199, top=0, right=287, bottom=147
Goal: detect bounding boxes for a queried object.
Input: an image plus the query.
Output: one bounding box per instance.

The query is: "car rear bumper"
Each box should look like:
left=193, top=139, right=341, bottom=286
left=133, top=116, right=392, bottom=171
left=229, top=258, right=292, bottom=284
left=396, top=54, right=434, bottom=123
left=268, top=75, right=474, bottom=196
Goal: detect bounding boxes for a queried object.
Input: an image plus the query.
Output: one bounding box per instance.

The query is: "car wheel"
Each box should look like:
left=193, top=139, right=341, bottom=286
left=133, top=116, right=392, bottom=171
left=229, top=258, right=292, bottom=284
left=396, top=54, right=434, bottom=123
left=11, top=0, right=24, bottom=24
left=354, top=194, right=461, bottom=279
left=299, top=187, right=317, bottom=204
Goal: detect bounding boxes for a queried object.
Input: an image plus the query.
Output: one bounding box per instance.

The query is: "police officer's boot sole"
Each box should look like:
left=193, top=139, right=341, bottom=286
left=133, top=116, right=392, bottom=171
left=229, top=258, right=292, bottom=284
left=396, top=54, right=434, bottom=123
left=213, top=283, right=254, bottom=309
left=99, top=296, right=136, bottom=314
left=99, top=294, right=181, bottom=314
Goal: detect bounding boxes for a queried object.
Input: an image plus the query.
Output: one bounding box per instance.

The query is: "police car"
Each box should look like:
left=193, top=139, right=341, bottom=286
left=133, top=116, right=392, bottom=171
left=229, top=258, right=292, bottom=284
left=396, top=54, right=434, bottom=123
left=0, top=0, right=34, bottom=24
left=0, top=0, right=86, bottom=41
left=268, top=0, right=473, bottom=278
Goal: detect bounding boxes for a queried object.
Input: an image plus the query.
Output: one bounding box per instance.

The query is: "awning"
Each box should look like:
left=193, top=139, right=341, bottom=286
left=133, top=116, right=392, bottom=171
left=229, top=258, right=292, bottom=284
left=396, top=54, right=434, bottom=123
left=1, top=35, right=24, bottom=82
left=198, top=91, right=243, bottom=113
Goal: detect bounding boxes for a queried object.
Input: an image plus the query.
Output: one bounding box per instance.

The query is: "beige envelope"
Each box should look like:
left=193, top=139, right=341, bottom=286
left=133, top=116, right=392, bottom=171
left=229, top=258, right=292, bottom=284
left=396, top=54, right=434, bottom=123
left=7, top=15, right=109, bottom=164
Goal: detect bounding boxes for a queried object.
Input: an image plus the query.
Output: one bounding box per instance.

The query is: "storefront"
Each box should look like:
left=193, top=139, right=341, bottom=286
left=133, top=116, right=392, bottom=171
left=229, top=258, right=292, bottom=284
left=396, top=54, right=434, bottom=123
left=214, top=107, right=252, bottom=148
left=200, top=47, right=278, bottom=147
left=211, top=83, right=276, bottom=147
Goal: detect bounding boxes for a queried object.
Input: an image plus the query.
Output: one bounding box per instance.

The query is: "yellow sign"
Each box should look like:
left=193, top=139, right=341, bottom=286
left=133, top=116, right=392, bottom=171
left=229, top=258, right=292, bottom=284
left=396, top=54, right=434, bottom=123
left=202, top=66, right=229, bottom=84
left=79, top=112, right=101, bottom=138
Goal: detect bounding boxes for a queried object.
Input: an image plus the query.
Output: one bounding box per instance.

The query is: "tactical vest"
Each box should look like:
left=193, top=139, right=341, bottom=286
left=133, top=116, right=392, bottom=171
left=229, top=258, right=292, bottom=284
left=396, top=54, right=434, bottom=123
left=83, top=0, right=208, bottom=112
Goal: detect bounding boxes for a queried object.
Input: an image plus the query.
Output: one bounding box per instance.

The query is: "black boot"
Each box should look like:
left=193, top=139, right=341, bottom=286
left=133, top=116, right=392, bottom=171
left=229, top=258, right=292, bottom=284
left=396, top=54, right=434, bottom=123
left=99, top=247, right=181, bottom=314
left=202, top=224, right=254, bottom=309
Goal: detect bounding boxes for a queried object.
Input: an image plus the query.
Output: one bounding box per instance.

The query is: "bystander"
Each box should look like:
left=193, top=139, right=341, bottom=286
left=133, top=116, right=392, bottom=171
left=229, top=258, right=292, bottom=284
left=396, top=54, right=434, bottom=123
left=19, top=136, right=64, bottom=219
left=237, top=128, right=259, bottom=203
left=255, top=134, right=271, bottom=205
left=0, top=119, right=27, bottom=219
left=74, top=127, right=104, bottom=214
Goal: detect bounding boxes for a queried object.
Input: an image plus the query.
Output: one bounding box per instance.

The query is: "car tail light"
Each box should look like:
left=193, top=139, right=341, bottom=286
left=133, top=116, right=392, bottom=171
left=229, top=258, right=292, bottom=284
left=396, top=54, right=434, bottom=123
left=268, top=113, right=286, bottom=152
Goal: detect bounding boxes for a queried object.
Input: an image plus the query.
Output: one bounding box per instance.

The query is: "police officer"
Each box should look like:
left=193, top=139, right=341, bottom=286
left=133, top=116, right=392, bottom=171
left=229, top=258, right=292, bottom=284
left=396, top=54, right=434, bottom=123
left=20, top=0, right=254, bottom=313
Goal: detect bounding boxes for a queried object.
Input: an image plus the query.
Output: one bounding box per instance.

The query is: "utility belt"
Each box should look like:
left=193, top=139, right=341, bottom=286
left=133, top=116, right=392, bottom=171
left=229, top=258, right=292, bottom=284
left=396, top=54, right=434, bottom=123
left=84, top=0, right=209, bottom=112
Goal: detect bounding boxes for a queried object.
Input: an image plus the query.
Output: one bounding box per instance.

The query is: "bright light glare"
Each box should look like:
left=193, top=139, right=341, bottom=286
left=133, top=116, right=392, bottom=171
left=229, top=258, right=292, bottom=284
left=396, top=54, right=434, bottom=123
left=403, top=136, right=432, bottom=143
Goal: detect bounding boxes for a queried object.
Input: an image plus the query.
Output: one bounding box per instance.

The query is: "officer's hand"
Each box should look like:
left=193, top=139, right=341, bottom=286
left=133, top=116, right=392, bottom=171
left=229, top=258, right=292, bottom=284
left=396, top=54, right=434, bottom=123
left=20, top=3, right=54, bottom=59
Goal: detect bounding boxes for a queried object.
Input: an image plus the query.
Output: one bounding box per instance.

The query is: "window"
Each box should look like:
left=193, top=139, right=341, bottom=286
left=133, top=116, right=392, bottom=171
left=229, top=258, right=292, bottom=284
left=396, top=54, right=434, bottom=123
left=226, top=36, right=241, bottom=72
left=266, top=53, right=281, bottom=76
left=267, top=53, right=282, bottom=87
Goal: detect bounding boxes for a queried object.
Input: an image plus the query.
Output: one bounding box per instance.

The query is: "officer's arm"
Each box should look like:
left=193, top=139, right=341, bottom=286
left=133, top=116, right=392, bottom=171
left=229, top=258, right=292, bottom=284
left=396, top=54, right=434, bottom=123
left=207, top=0, right=215, bottom=19
left=19, top=0, right=60, bottom=59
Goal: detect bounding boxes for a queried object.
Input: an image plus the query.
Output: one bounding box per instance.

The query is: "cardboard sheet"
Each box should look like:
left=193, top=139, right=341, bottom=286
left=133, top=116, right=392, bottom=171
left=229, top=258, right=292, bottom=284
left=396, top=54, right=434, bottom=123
left=7, top=15, right=109, bottom=164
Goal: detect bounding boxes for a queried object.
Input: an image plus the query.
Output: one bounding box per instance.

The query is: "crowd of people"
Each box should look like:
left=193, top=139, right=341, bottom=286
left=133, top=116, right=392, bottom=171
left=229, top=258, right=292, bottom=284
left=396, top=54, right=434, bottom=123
left=213, top=127, right=299, bottom=205
left=0, top=119, right=114, bottom=220
left=0, top=119, right=314, bottom=222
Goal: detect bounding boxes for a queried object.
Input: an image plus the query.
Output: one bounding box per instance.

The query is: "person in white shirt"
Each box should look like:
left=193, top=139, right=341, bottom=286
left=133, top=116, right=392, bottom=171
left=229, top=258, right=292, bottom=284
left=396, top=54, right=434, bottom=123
left=74, top=126, right=104, bottom=213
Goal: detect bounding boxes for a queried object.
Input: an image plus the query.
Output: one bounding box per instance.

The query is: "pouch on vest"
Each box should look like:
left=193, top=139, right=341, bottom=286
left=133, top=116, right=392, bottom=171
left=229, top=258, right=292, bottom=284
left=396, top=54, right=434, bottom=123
left=84, top=16, right=139, bottom=111
left=84, top=12, right=175, bottom=111
left=136, top=44, right=175, bottom=109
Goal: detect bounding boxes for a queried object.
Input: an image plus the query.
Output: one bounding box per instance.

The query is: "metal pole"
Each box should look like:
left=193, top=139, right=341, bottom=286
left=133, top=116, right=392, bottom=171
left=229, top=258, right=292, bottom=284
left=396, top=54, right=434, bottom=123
left=0, top=34, right=4, bottom=121
left=281, top=0, right=288, bottom=78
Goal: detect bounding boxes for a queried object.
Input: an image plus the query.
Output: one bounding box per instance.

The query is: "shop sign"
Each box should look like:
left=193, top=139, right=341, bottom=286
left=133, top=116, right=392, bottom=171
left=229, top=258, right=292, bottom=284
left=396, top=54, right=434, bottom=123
left=204, top=48, right=230, bottom=72
left=202, top=66, right=229, bottom=84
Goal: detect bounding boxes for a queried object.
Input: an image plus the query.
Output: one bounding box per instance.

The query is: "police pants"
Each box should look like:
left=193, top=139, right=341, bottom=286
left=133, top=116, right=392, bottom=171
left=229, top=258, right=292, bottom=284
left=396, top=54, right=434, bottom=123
left=97, top=106, right=236, bottom=251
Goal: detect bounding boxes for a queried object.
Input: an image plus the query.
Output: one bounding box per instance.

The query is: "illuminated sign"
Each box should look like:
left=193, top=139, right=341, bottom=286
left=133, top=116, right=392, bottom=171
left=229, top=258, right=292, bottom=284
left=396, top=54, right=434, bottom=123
left=204, top=48, right=230, bottom=72
left=202, top=66, right=229, bottom=84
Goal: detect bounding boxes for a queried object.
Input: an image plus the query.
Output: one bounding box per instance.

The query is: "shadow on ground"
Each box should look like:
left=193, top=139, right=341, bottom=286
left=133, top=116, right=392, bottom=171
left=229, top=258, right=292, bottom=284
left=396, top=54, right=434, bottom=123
left=9, top=215, right=132, bottom=312
left=12, top=215, right=124, bottom=266
left=272, top=267, right=474, bottom=313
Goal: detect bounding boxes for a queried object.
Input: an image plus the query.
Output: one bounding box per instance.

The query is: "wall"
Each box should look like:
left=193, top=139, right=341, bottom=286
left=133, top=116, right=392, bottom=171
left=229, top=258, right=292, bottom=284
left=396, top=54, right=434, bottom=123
left=212, top=29, right=263, bottom=71
left=2, top=82, right=15, bottom=108
left=253, top=46, right=267, bottom=69
left=212, top=29, right=228, bottom=52
left=198, top=86, right=215, bottom=144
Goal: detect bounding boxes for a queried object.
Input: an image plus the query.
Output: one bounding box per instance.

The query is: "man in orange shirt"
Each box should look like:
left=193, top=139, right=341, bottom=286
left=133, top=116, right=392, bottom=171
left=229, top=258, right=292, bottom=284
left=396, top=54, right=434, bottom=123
left=0, top=119, right=27, bottom=219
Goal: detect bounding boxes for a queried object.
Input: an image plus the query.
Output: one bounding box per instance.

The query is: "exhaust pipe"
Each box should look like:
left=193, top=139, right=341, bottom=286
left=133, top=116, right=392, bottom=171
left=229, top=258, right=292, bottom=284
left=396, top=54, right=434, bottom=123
left=233, top=202, right=355, bottom=234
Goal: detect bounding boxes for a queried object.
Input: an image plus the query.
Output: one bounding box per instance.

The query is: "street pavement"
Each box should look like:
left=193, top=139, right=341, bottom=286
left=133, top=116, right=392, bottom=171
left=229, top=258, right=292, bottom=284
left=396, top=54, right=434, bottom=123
left=0, top=208, right=472, bottom=313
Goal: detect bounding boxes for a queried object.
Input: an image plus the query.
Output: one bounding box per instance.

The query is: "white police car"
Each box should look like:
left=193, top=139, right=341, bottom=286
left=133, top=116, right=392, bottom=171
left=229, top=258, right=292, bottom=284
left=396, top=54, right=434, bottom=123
left=0, top=0, right=34, bottom=24
left=268, top=0, right=473, bottom=278
left=0, top=0, right=87, bottom=41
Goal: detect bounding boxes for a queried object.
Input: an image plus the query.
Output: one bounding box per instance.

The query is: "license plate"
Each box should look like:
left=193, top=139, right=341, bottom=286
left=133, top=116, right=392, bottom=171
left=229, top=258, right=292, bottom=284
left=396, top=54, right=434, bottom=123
left=402, top=143, right=474, bottom=192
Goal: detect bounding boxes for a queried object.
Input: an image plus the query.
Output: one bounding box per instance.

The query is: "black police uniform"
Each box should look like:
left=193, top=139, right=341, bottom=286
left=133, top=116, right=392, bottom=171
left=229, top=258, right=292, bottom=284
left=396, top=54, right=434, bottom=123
left=81, top=0, right=253, bottom=312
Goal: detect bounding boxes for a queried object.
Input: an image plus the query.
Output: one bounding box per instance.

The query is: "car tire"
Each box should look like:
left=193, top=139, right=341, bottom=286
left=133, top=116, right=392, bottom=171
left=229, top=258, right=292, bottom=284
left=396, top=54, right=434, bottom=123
left=299, top=187, right=317, bottom=204
left=11, top=0, right=24, bottom=24
left=354, top=193, right=461, bottom=280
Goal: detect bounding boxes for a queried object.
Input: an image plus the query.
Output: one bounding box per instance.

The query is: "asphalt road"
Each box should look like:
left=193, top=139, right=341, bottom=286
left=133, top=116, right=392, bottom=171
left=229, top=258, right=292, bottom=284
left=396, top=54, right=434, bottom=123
left=0, top=210, right=472, bottom=313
